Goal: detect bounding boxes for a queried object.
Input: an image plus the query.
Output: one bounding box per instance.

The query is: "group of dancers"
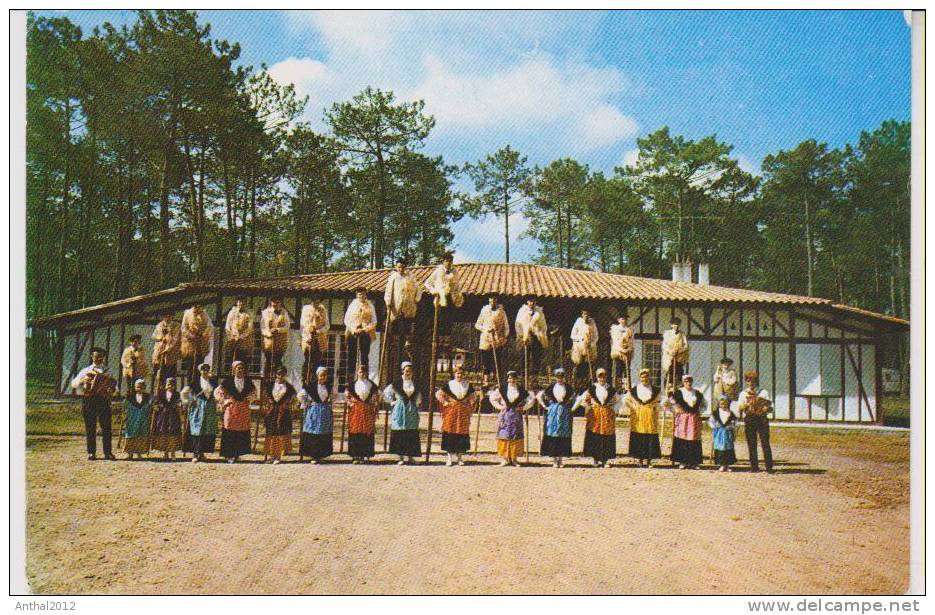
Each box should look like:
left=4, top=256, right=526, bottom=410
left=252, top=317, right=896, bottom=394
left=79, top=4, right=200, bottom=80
left=70, top=254, right=775, bottom=472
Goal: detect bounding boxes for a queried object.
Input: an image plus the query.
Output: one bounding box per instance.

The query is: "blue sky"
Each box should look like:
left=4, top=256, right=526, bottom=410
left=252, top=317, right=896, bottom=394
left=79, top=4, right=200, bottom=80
left=41, top=9, right=911, bottom=263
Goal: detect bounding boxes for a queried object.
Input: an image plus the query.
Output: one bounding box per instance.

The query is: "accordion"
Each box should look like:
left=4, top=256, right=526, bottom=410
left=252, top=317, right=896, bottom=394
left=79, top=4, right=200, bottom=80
left=85, top=371, right=116, bottom=399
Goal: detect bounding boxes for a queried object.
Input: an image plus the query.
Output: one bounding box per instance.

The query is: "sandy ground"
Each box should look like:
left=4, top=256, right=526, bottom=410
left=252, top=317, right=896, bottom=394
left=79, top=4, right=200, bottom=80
left=24, top=415, right=909, bottom=595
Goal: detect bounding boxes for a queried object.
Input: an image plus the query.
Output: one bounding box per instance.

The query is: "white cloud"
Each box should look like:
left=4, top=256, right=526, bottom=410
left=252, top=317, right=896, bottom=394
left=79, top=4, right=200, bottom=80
left=272, top=11, right=638, bottom=158
left=620, top=147, right=641, bottom=168
left=735, top=154, right=760, bottom=176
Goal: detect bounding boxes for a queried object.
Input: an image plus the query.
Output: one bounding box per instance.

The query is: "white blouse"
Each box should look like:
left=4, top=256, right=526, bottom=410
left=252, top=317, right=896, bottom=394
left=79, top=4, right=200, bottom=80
left=448, top=379, right=469, bottom=399
left=272, top=382, right=288, bottom=402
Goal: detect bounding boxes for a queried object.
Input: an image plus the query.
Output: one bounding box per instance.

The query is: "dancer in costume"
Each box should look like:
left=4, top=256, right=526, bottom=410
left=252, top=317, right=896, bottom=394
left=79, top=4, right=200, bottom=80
left=537, top=368, right=574, bottom=467
left=383, top=361, right=423, bottom=465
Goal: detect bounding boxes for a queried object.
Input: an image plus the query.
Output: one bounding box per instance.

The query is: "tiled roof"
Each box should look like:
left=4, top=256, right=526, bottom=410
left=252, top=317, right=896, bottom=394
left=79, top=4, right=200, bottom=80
left=186, top=263, right=829, bottom=304
left=31, top=263, right=908, bottom=328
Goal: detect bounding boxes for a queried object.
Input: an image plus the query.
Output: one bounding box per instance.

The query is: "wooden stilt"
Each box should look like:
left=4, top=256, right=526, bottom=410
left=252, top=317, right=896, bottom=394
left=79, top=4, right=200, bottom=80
left=424, top=301, right=440, bottom=463
left=379, top=313, right=393, bottom=452
left=524, top=345, right=530, bottom=463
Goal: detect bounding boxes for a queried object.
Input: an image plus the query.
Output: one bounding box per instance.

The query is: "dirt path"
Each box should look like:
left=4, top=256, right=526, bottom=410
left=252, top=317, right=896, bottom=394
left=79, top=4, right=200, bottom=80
left=24, top=419, right=909, bottom=595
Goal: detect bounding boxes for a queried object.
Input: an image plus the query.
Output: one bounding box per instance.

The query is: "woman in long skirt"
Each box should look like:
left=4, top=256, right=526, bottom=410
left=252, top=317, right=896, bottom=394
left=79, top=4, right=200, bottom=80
left=123, top=378, right=152, bottom=460
left=346, top=364, right=380, bottom=463
left=578, top=367, right=618, bottom=468
left=536, top=368, right=574, bottom=467
left=709, top=394, right=738, bottom=471
left=214, top=360, right=257, bottom=463
left=262, top=366, right=296, bottom=464
left=670, top=373, right=706, bottom=469
left=625, top=368, right=662, bottom=467
left=151, top=377, right=183, bottom=460
left=435, top=364, right=480, bottom=466
left=183, top=362, right=218, bottom=462
left=383, top=361, right=422, bottom=465
left=488, top=370, right=532, bottom=467
left=297, top=366, right=334, bottom=463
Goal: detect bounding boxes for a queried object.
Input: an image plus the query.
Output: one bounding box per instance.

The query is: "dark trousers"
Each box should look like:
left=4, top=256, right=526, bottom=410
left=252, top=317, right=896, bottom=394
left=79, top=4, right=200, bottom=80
left=480, top=346, right=503, bottom=383
left=573, top=361, right=590, bottom=390
left=302, top=345, right=324, bottom=384
left=345, top=333, right=371, bottom=382
left=82, top=397, right=112, bottom=456
left=390, top=317, right=415, bottom=367
left=745, top=415, right=773, bottom=471
left=520, top=338, right=543, bottom=376
left=228, top=341, right=253, bottom=366
left=263, top=351, right=284, bottom=377
left=182, top=354, right=206, bottom=383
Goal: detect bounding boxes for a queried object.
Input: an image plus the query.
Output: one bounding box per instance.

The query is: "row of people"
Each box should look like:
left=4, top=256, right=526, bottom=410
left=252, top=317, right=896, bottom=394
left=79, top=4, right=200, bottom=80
left=118, top=254, right=693, bottom=397
left=80, top=350, right=773, bottom=471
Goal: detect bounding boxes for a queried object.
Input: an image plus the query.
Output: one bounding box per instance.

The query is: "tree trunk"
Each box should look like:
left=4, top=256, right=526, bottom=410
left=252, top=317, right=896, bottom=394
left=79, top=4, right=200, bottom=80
left=158, top=144, right=172, bottom=287
left=503, top=190, right=510, bottom=263
left=803, top=189, right=814, bottom=297
left=249, top=174, right=258, bottom=276
left=374, top=150, right=387, bottom=268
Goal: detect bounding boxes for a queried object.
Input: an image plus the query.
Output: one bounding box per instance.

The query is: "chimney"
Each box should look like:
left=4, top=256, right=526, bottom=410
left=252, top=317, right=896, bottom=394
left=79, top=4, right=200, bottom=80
left=671, top=261, right=692, bottom=283
left=697, top=263, right=710, bottom=286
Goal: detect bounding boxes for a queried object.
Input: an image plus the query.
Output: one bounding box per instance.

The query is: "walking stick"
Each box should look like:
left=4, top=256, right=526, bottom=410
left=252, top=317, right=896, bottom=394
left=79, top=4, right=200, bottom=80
left=524, top=344, right=530, bottom=463
left=424, top=301, right=440, bottom=463
left=116, top=400, right=127, bottom=450
left=473, top=391, right=482, bottom=457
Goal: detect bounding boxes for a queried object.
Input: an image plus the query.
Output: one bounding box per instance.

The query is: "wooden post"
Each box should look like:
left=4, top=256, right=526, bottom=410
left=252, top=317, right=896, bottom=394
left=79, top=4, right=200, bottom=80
left=423, top=301, right=440, bottom=463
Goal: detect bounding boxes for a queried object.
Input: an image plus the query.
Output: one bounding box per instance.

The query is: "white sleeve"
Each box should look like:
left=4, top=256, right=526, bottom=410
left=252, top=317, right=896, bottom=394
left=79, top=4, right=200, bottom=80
left=384, top=275, right=395, bottom=308
left=382, top=384, right=397, bottom=403
left=522, top=393, right=535, bottom=411
left=260, top=309, right=272, bottom=337
left=570, top=320, right=582, bottom=342
left=475, top=307, right=487, bottom=332
left=487, top=389, right=506, bottom=411
left=343, top=301, right=357, bottom=331
left=70, top=366, right=91, bottom=391
left=536, top=389, right=547, bottom=407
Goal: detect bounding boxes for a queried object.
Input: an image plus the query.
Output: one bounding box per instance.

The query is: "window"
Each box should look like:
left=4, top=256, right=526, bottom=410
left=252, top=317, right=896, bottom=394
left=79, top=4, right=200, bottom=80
left=795, top=343, right=842, bottom=396
left=642, top=339, right=689, bottom=388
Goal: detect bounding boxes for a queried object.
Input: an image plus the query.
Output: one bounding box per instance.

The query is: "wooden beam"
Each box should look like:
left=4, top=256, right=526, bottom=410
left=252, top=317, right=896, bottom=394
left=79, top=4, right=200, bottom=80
left=844, top=344, right=874, bottom=422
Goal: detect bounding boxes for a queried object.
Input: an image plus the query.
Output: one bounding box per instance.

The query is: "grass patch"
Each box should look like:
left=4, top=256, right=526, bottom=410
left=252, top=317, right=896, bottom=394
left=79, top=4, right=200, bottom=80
left=26, top=379, right=84, bottom=435
left=882, top=395, right=910, bottom=427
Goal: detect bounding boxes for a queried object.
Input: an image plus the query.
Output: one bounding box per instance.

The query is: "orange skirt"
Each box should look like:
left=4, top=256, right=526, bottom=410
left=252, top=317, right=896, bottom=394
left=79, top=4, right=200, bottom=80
left=496, top=438, right=524, bottom=460
left=264, top=435, right=292, bottom=459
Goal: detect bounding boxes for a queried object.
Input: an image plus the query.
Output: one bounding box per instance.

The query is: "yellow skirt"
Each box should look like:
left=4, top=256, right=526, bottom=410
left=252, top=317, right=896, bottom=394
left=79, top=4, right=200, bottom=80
left=497, top=438, right=524, bottom=460
left=264, top=435, right=292, bottom=459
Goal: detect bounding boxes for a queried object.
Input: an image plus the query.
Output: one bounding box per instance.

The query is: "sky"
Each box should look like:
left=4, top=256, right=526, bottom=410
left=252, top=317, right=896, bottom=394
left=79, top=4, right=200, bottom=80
left=40, top=9, right=911, bottom=264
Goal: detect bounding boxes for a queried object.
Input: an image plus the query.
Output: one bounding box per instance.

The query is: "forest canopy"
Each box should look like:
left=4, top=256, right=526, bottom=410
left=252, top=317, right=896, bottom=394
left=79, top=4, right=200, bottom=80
left=26, top=10, right=910, bottom=326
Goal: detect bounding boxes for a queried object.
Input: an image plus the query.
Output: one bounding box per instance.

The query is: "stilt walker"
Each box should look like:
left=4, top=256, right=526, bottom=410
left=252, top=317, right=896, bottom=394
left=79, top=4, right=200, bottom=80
left=570, top=309, right=598, bottom=392
left=610, top=313, right=635, bottom=391
left=661, top=317, right=689, bottom=455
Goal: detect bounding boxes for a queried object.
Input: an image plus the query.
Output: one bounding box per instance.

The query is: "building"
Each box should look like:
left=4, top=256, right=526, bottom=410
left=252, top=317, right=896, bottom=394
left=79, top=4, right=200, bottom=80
left=30, top=262, right=908, bottom=424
